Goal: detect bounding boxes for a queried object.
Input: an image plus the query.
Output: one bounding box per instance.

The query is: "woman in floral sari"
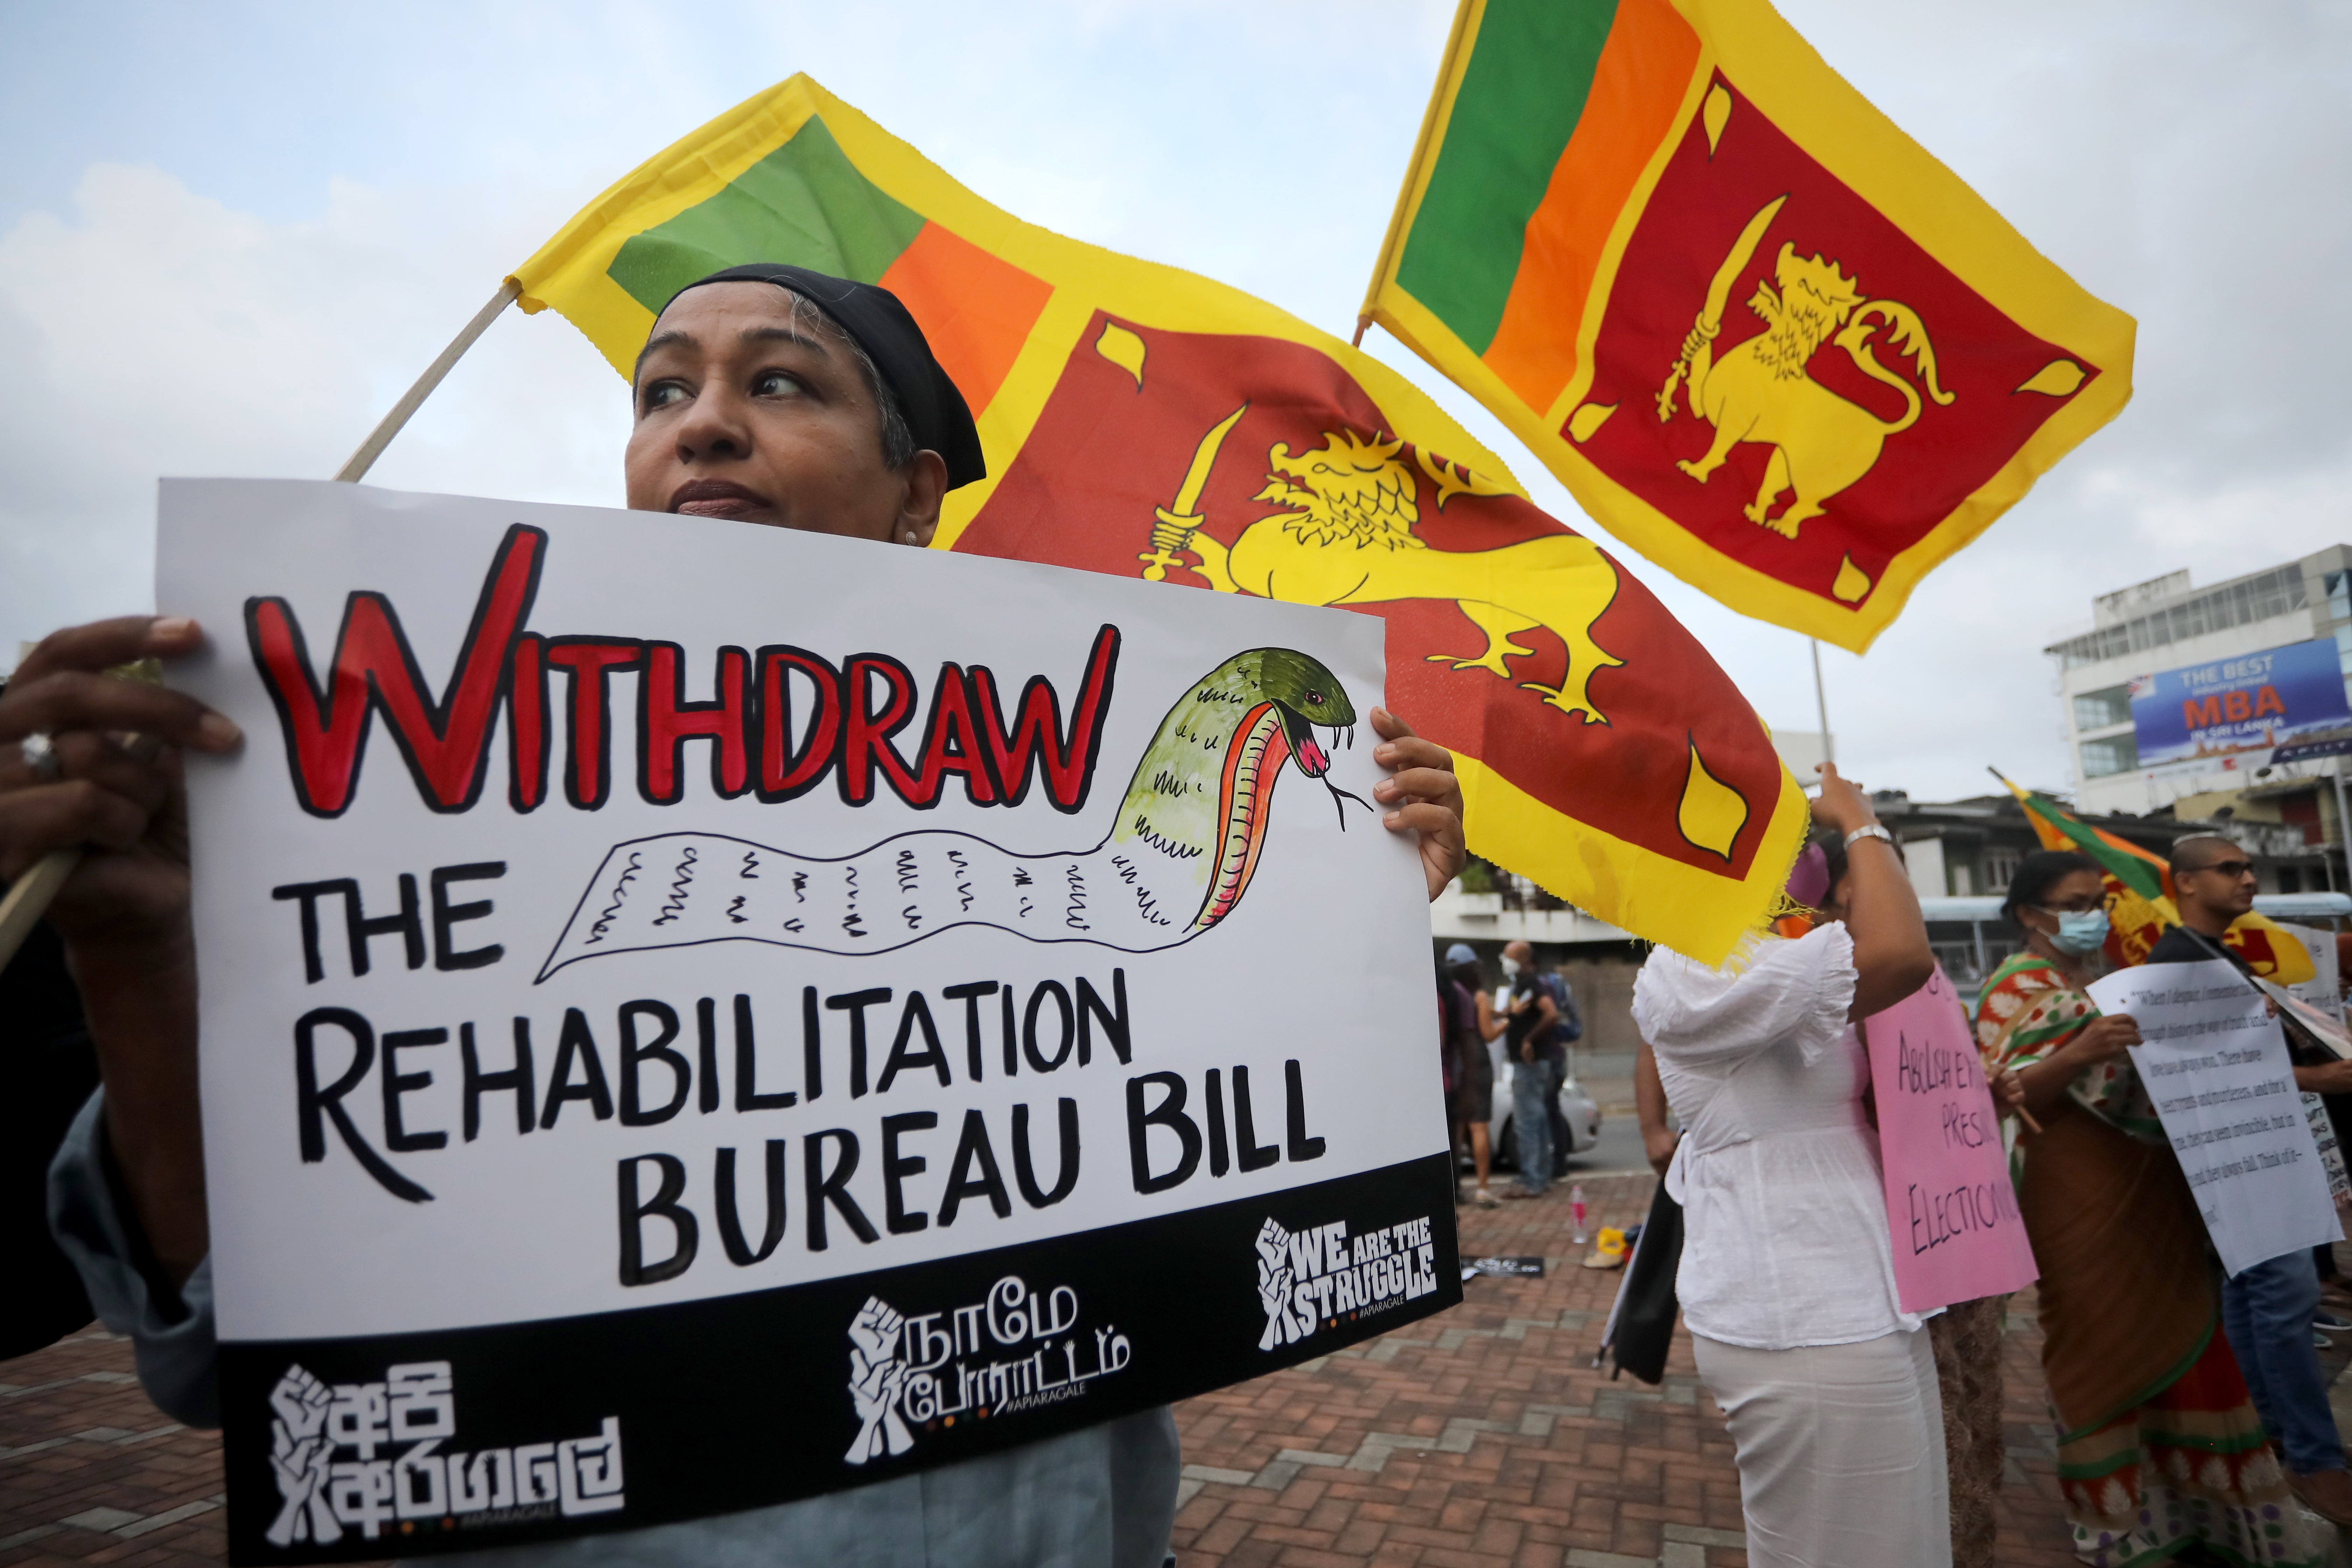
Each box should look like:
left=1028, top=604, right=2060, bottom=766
left=1978, top=850, right=2319, bottom=1566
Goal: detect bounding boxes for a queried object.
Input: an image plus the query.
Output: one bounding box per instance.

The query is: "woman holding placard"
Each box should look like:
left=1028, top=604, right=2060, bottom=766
left=1978, top=850, right=2315, bottom=1566
left=0, top=266, right=1471, bottom=1568
left=1632, top=766, right=1942, bottom=1568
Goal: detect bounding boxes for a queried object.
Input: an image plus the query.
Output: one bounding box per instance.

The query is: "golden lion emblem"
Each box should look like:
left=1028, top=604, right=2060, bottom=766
left=1659, top=195, right=1954, bottom=538
left=1139, top=416, right=1622, bottom=721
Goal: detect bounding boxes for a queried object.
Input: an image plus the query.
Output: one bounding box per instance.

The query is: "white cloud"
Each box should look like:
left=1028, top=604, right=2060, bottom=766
left=0, top=162, right=625, bottom=657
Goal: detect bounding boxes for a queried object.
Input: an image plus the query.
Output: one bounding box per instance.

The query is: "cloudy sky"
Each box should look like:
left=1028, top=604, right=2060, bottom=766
left=4, top=0, right=2345, bottom=805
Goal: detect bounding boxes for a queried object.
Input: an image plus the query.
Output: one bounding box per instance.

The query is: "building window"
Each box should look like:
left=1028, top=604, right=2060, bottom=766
left=2337, top=621, right=2352, bottom=676
left=2045, top=566, right=2308, bottom=669
left=1983, top=848, right=2022, bottom=893
left=2330, top=569, right=2350, bottom=623
left=2073, top=685, right=2133, bottom=730
left=2280, top=866, right=2304, bottom=895
left=2081, top=736, right=2140, bottom=777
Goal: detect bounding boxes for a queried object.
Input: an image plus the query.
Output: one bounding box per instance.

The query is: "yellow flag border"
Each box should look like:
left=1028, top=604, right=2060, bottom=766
left=511, top=84, right=824, bottom=379
left=1461, top=749, right=1810, bottom=966
left=1360, top=0, right=2136, bottom=653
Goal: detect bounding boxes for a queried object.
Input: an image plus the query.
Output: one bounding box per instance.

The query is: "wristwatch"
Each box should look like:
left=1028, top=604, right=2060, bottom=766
left=1844, top=824, right=1894, bottom=850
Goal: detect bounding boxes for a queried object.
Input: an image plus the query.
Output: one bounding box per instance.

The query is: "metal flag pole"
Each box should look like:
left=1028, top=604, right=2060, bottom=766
left=1811, top=638, right=1835, bottom=768
left=0, top=278, right=523, bottom=973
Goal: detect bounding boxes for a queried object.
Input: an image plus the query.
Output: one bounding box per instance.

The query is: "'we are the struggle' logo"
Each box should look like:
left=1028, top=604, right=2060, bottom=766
left=1254, top=1214, right=1438, bottom=1350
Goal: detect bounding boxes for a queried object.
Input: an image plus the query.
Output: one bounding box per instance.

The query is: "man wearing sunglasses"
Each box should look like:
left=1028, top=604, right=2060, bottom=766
left=2147, top=834, right=2352, bottom=1525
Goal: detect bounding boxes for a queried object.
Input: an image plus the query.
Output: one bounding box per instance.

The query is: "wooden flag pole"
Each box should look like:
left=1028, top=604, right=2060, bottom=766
left=334, top=278, right=523, bottom=481
left=0, top=276, right=523, bottom=973
left=0, top=844, right=77, bottom=972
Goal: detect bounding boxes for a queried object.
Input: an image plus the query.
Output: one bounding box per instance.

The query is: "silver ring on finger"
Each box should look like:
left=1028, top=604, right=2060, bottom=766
left=19, top=730, right=63, bottom=782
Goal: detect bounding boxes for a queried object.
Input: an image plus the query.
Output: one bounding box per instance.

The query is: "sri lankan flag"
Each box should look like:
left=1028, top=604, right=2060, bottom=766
left=509, top=74, right=1804, bottom=964
left=1358, top=0, right=2136, bottom=652
left=1999, top=776, right=2315, bottom=985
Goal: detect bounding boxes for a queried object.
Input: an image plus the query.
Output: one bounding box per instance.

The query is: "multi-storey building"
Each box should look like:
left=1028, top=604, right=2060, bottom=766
left=2045, top=548, right=2352, bottom=886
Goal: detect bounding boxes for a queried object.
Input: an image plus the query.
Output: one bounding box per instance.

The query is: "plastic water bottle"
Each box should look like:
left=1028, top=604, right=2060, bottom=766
left=1570, top=1183, right=1588, bottom=1244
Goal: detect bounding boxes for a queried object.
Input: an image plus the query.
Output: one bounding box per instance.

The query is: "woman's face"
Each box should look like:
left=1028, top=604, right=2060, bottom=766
left=623, top=281, right=947, bottom=542
left=2018, top=868, right=2106, bottom=941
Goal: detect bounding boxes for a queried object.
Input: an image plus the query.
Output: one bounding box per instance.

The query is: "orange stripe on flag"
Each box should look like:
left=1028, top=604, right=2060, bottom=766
left=1480, top=0, right=1699, bottom=412
left=878, top=221, right=1052, bottom=416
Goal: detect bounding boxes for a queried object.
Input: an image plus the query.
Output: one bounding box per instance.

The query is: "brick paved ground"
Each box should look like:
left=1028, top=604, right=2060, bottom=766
left=5, top=1174, right=2346, bottom=1566
left=0, top=1326, right=243, bottom=1567
left=1170, top=1172, right=2094, bottom=1568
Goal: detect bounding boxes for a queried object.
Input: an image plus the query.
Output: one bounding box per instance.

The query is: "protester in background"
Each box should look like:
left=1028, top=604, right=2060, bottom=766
left=1634, top=766, right=1944, bottom=1568
left=0, top=265, right=1473, bottom=1568
left=1979, top=849, right=2326, bottom=1560
left=1451, top=944, right=1508, bottom=1058
left=2146, top=834, right=2352, bottom=1527
left=1440, top=945, right=1497, bottom=1209
left=1500, top=938, right=1562, bottom=1199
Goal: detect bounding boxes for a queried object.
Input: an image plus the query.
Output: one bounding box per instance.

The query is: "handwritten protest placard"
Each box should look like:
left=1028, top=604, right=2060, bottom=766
left=2087, top=958, right=2342, bottom=1276
left=1861, top=966, right=2038, bottom=1314
left=160, top=479, right=1458, bottom=1561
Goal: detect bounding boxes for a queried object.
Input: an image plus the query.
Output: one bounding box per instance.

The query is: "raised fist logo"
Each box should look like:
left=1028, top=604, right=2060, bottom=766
left=264, top=1364, right=341, bottom=1547
left=1255, top=1218, right=1297, bottom=1351
left=844, top=1296, right=916, bottom=1464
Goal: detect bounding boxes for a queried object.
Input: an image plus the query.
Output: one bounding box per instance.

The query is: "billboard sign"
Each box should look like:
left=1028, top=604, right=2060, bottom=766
left=2130, top=639, right=2351, bottom=769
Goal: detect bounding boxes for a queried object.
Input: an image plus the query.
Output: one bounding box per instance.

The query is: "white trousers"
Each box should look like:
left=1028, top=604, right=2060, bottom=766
left=1692, top=1328, right=1952, bottom=1568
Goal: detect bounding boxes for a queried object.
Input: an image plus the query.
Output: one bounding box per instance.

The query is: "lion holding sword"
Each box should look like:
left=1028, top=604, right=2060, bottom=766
left=1658, top=195, right=1955, bottom=538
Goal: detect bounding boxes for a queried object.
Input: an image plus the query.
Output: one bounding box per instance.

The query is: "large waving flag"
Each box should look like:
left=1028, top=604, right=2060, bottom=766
left=509, top=74, right=1804, bottom=963
left=1357, top=0, right=2135, bottom=653
left=1997, top=774, right=2315, bottom=985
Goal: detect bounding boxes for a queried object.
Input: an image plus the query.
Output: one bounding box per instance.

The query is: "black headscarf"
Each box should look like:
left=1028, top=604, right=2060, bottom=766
left=662, top=264, right=986, bottom=490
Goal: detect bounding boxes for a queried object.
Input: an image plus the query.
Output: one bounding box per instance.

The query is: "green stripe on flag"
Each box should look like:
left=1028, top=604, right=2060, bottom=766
left=609, top=116, right=926, bottom=314
left=1394, top=0, right=1620, bottom=355
left=2024, top=791, right=2167, bottom=901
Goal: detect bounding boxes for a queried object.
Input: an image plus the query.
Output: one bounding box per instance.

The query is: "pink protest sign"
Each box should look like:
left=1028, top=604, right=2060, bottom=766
left=1864, top=965, right=2039, bottom=1314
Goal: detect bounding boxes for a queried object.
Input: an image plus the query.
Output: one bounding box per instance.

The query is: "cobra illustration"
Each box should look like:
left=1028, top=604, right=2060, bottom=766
left=537, top=648, right=1366, bottom=979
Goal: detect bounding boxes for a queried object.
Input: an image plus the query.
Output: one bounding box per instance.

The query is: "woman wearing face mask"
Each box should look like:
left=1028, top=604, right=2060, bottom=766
left=1977, top=851, right=2311, bottom=1566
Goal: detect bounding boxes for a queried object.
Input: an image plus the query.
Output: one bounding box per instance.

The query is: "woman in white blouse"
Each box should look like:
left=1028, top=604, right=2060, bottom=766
left=1631, top=764, right=1937, bottom=1568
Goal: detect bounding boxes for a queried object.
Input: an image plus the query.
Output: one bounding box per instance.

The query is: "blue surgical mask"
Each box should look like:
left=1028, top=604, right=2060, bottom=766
left=2042, top=908, right=2110, bottom=954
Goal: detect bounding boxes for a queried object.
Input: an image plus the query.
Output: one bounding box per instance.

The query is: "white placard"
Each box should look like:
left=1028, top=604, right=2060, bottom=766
left=2276, top=921, right=2342, bottom=1017
left=2087, top=958, right=2342, bottom=1276
left=158, top=479, right=1459, bottom=1554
